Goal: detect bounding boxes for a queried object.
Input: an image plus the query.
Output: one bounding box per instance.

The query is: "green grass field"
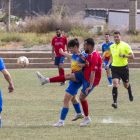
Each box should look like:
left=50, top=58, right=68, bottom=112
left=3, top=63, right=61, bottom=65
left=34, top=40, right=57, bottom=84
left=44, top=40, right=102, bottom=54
left=0, top=69, right=140, bottom=140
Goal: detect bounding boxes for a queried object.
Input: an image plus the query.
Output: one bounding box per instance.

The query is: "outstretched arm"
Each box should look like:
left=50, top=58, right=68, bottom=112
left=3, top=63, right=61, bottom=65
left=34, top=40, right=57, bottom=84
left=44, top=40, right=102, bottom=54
left=59, top=48, right=72, bottom=59
left=52, top=46, right=55, bottom=61
left=85, top=71, right=95, bottom=95
left=1, top=69, right=14, bottom=93
left=106, top=54, right=113, bottom=69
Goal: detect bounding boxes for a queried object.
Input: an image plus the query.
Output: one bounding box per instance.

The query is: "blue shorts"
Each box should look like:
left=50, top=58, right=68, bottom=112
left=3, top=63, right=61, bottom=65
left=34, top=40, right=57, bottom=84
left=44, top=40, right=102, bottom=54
left=104, top=61, right=112, bottom=70
left=65, top=81, right=82, bottom=96
left=54, top=56, right=65, bottom=66
left=0, top=89, right=2, bottom=113
left=74, top=72, right=96, bottom=96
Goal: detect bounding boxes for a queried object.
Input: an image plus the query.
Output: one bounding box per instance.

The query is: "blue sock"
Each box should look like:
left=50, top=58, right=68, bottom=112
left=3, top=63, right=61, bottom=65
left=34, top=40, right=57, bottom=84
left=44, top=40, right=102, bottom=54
left=0, top=119, right=1, bottom=128
left=60, top=107, right=69, bottom=120
left=108, top=77, right=112, bottom=84
left=73, top=103, right=82, bottom=114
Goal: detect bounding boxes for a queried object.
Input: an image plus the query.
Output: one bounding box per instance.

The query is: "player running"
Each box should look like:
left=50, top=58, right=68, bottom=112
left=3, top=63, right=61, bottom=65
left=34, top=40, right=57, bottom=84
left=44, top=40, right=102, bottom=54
left=0, top=58, right=14, bottom=128
left=51, top=28, right=68, bottom=86
left=53, top=38, right=87, bottom=127
left=106, top=31, right=134, bottom=109
left=102, top=33, right=114, bottom=86
left=37, top=38, right=102, bottom=126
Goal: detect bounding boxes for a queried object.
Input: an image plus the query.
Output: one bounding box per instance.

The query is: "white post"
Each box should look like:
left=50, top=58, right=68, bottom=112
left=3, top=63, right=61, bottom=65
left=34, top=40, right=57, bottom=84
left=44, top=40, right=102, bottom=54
left=129, top=0, right=137, bottom=32
left=6, top=0, right=11, bottom=32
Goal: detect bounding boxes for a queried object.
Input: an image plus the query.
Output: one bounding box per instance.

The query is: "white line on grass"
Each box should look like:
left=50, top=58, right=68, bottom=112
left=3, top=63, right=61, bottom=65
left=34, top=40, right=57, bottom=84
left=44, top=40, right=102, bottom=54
left=102, top=118, right=140, bottom=124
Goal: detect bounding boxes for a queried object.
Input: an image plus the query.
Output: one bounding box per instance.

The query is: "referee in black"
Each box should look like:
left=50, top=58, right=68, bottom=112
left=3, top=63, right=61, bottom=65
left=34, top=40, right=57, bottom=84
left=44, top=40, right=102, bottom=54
left=106, top=31, right=134, bottom=109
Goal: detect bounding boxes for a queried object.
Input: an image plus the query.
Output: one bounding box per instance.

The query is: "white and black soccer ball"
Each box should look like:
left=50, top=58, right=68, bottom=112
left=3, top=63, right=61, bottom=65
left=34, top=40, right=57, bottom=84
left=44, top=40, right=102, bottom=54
left=17, top=56, right=29, bottom=68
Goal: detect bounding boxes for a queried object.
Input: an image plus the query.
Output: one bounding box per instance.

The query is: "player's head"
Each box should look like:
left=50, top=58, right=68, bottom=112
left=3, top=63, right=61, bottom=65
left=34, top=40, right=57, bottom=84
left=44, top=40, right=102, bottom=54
left=113, top=31, right=121, bottom=44
left=84, top=38, right=95, bottom=54
left=56, top=28, right=61, bottom=37
left=68, top=38, right=79, bottom=53
left=105, top=33, right=110, bottom=43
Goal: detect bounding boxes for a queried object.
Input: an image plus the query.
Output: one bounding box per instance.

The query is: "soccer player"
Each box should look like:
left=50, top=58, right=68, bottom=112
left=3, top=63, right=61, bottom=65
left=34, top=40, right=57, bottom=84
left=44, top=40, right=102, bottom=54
left=0, top=58, right=14, bottom=128
left=53, top=38, right=87, bottom=127
left=102, top=33, right=114, bottom=86
left=106, top=31, right=134, bottom=109
left=51, top=28, right=68, bottom=86
left=37, top=38, right=102, bottom=126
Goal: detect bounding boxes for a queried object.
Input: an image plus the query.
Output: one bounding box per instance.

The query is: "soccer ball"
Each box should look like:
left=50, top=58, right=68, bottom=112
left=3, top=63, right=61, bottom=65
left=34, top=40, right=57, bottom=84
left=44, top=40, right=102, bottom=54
left=17, top=56, right=29, bottom=68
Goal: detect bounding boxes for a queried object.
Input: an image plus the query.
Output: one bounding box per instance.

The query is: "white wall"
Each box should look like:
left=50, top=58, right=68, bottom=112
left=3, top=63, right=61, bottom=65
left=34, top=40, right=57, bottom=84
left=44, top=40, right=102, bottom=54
left=108, top=11, right=140, bottom=30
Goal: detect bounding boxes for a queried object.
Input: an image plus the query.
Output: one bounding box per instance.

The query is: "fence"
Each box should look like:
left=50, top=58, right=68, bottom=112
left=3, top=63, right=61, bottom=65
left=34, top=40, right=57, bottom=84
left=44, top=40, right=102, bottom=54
left=11, top=0, right=52, bottom=18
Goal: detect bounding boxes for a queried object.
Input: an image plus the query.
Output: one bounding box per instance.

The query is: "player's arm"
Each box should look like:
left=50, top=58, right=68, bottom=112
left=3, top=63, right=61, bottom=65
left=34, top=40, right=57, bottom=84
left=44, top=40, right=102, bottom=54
left=106, top=54, right=113, bottom=69
left=85, top=71, right=95, bottom=95
left=119, top=52, right=134, bottom=59
left=78, top=53, right=86, bottom=61
left=52, top=46, right=55, bottom=61
left=102, top=45, right=105, bottom=59
left=66, top=45, right=69, bottom=53
left=102, top=52, right=105, bottom=59
left=1, top=69, right=14, bottom=93
left=77, top=63, right=85, bottom=68
left=59, top=48, right=72, bottom=59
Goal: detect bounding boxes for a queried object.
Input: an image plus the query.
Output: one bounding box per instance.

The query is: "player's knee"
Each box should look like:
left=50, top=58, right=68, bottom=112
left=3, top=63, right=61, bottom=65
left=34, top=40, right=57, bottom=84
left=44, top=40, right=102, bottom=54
left=65, top=74, right=71, bottom=79
left=63, top=98, right=70, bottom=106
left=79, top=95, right=85, bottom=102
left=123, top=83, right=129, bottom=89
left=59, top=67, right=62, bottom=71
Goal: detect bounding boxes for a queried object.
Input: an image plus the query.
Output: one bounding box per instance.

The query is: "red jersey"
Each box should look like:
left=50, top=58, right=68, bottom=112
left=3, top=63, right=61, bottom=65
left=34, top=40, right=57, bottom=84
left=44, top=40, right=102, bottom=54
left=84, top=50, right=102, bottom=85
left=51, top=35, right=68, bottom=57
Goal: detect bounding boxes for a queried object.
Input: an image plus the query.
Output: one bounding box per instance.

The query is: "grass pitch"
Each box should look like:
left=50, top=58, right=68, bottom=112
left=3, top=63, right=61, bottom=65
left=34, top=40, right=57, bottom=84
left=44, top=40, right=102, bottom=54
left=0, top=69, right=140, bottom=140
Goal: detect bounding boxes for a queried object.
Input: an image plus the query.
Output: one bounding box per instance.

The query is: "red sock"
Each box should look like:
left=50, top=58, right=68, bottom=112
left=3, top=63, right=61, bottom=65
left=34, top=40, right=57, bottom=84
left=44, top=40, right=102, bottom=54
left=61, top=68, right=65, bottom=75
left=59, top=70, right=61, bottom=76
left=49, top=75, right=65, bottom=83
left=59, top=68, right=65, bottom=76
left=81, top=100, right=89, bottom=116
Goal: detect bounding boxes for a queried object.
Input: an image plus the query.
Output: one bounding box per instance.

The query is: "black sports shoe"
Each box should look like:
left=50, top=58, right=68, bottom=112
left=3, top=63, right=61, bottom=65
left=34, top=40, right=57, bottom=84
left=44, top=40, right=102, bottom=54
left=112, top=103, right=117, bottom=109
left=129, top=93, right=133, bottom=101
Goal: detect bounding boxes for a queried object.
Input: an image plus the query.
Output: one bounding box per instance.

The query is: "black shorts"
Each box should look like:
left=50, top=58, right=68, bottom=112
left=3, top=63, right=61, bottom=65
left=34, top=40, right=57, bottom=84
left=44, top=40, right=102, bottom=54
left=111, top=65, right=129, bottom=83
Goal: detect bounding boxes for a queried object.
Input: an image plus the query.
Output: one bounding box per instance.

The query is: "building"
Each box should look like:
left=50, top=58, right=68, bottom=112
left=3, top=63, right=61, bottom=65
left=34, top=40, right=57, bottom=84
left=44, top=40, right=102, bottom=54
left=52, top=0, right=140, bottom=15
left=0, top=0, right=139, bottom=19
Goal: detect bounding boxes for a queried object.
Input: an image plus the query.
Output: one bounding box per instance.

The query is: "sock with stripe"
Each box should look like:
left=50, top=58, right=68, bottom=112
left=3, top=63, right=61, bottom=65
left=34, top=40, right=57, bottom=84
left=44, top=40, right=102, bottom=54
left=112, top=87, right=118, bottom=103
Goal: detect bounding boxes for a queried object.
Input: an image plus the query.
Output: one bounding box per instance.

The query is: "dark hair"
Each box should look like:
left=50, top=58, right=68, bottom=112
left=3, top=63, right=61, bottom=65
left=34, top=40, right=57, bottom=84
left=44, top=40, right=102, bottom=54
left=105, top=33, right=110, bottom=36
left=56, top=28, right=60, bottom=31
left=114, top=31, right=121, bottom=36
left=68, top=38, right=79, bottom=48
left=85, top=38, right=95, bottom=48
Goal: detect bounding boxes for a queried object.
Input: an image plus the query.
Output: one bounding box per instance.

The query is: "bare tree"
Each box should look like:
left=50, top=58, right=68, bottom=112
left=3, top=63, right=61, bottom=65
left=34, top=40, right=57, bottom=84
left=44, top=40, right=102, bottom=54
left=6, top=0, right=11, bottom=32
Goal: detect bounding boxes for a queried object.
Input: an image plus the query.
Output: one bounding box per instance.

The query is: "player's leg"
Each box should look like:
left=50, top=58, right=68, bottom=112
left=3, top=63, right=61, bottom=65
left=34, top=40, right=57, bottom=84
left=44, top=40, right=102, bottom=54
left=106, top=68, right=113, bottom=86
left=111, top=66, right=120, bottom=109
left=119, top=66, right=133, bottom=101
left=64, top=81, right=84, bottom=121
left=59, top=56, right=66, bottom=86
left=68, top=81, right=84, bottom=121
left=53, top=92, right=73, bottom=127
left=37, top=71, right=78, bottom=85
left=0, top=90, right=2, bottom=128
left=54, top=56, right=60, bottom=74
left=104, top=61, right=112, bottom=86
left=79, top=78, right=96, bottom=126
left=71, top=95, right=84, bottom=121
